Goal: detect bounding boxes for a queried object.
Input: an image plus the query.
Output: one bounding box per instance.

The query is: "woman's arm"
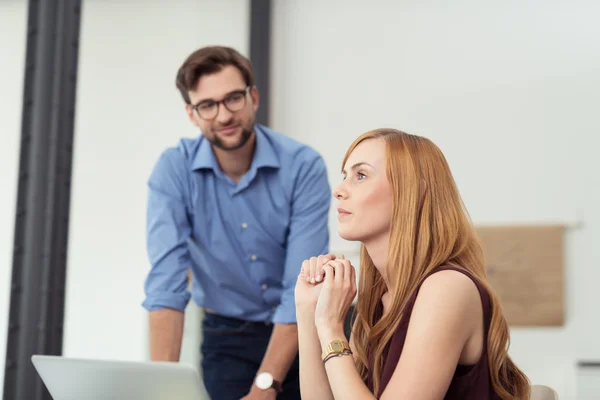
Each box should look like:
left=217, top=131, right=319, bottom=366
left=297, top=306, right=335, bottom=400
left=318, top=327, right=376, bottom=400
left=295, top=255, right=337, bottom=400
left=315, top=259, right=376, bottom=400
left=379, top=270, right=482, bottom=400
left=315, top=264, right=481, bottom=400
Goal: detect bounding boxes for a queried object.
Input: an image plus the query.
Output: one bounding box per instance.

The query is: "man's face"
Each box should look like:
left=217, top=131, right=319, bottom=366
left=185, top=65, right=259, bottom=150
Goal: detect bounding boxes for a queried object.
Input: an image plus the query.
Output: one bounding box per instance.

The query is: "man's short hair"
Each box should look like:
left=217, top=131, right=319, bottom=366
left=175, top=46, right=255, bottom=104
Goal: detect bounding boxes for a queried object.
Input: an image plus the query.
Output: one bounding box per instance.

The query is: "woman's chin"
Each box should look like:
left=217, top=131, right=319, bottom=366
left=337, top=228, right=360, bottom=242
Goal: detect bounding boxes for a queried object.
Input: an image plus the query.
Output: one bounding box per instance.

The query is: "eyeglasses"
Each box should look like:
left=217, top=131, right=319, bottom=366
left=191, top=86, right=250, bottom=120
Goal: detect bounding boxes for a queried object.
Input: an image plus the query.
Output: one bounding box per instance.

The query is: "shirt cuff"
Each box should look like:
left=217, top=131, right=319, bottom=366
left=142, top=291, right=191, bottom=312
left=271, top=290, right=297, bottom=324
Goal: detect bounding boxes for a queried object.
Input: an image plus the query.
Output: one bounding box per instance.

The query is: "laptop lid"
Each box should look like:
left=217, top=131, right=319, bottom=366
left=31, top=355, right=205, bottom=400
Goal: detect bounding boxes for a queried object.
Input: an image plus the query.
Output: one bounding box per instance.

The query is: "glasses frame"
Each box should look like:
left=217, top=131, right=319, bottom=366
left=191, top=86, right=251, bottom=120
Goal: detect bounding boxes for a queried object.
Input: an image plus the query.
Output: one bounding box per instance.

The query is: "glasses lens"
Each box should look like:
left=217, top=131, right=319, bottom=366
left=224, top=92, right=246, bottom=112
left=196, top=103, right=217, bottom=119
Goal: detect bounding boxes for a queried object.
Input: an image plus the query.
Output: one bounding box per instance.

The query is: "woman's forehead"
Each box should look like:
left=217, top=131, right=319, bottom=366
left=344, top=139, right=386, bottom=168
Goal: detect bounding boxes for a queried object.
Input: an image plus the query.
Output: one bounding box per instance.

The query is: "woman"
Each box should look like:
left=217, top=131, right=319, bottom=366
left=294, top=128, right=530, bottom=399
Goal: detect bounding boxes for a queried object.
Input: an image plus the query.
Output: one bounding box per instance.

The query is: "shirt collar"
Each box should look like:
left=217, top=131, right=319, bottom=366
left=251, top=124, right=280, bottom=169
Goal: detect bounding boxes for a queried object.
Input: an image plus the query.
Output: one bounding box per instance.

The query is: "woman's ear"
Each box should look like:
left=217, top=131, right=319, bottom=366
left=419, top=179, right=428, bottom=205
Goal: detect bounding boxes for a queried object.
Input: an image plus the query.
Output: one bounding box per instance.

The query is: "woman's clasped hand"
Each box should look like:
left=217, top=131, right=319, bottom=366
left=295, top=254, right=357, bottom=330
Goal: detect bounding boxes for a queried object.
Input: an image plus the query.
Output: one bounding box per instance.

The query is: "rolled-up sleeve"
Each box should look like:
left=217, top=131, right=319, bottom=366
left=142, top=149, right=192, bottom=312
left=272, top=152, right=331, bottom=324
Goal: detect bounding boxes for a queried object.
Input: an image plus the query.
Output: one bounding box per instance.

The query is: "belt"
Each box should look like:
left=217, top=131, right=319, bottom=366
left=203, top=308, right=273, bottom=326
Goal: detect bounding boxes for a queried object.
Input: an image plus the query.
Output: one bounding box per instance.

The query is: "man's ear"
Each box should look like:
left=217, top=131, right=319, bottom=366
left=185, top=104, right=199, bottom=127
left=250, top=85, right=260, bottom=112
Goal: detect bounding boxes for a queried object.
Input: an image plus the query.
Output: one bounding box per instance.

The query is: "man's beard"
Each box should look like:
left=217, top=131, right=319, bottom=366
left=208, top=123, right=254, bottom=151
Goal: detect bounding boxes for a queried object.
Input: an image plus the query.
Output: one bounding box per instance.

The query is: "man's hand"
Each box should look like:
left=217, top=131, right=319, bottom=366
left=239, top=385, right=277, bottom=400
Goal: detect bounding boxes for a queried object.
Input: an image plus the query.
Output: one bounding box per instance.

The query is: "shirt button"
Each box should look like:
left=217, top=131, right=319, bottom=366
left=261, top=284, right=268, bottom=290
left=241, top=222, right=248, bottom=229
left=250, top=254, right=257, bottom=261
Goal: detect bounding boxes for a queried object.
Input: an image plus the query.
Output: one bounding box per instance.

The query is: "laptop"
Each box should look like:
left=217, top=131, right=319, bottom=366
left=31, top=355, right=206, bottom=400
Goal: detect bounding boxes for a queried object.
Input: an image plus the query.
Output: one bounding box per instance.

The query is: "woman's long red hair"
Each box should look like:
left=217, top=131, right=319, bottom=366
left=347, top=129, right=530, bottom=399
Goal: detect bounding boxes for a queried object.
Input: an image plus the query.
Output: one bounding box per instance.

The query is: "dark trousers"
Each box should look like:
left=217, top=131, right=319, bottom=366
left=200, top=312, right=301, bottom=400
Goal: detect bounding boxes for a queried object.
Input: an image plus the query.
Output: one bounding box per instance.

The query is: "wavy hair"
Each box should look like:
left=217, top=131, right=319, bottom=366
left=346, top=129, right=530, bottom=399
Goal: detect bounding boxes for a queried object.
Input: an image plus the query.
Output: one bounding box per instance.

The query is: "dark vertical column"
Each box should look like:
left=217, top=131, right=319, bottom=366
left=3, top=0, right=82, bottom=399
left=249, top=0, right=272, bottom=126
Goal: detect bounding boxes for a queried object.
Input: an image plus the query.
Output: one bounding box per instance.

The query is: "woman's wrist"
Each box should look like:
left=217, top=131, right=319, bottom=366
left=295, top=304, right=316, bottom=323
left=317, top=323, right=346, bottom=347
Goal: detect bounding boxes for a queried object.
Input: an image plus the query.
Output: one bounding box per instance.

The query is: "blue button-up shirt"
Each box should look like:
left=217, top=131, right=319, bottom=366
left=142, top=125, right=331, bottom=324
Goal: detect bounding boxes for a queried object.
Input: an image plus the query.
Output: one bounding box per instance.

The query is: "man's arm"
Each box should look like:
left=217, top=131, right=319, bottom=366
left=254, top=152, right=331, bottom=392
left=149, top=308, right=184, bottom=361
left=143, top=148, right=193, bottom=361
left=253, top=323, right=299, bottom=388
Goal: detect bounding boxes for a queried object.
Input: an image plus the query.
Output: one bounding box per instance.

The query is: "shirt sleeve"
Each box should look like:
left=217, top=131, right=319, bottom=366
left=142, top=149, right=193, bottom=312
left=272, top=151, right=331, bottom=324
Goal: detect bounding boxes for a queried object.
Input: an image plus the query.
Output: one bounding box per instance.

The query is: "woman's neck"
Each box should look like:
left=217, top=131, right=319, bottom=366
left=363, top=234, right=391, bottom=291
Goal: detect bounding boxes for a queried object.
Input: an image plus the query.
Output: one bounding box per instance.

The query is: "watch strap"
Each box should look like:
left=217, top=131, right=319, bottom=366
left=321, top=339, right=351, bottom=360
left=271, top=379, right=283, bottom=393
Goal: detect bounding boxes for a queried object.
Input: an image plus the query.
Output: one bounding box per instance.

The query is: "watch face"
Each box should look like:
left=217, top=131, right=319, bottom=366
left=332, top=341, right=344, bottom=351
left=255, top=372, right=273, bottom=390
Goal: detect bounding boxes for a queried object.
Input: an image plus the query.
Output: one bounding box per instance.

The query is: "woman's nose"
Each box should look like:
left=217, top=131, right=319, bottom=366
left=333, top=184, right=347, bottom=199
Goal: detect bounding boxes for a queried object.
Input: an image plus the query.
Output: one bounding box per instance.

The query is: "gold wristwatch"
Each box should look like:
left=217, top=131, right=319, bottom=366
left=321, top=339, right=351, bottom=361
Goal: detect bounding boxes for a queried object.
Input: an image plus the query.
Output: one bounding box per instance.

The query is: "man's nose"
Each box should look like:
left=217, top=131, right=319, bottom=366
left=216, top=103, right=234, bottom=124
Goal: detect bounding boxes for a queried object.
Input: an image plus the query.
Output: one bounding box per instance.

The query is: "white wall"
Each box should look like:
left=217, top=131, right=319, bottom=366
left=0, top=1, right=250, bottom=396
left=63, top=0, right=248, bottom=381
left=0, top=2, right=28, bottom=399
left=271, top=1, right=600, bottom=399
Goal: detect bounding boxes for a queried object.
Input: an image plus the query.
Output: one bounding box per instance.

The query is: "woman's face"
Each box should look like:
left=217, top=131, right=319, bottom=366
left=333, top=138, right=394, bottom=243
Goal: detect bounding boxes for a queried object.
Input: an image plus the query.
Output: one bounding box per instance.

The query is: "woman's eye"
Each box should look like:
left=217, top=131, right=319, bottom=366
left=357, top=173, right=366, bottom=180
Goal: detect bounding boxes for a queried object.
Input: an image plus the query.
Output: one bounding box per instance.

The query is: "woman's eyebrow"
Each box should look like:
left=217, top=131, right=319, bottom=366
left=342, top=162, right=372, bottom=174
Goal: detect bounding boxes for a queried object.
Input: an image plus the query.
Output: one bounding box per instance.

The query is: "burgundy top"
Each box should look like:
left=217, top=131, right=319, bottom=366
left=365, top=266, right=500, bottom=399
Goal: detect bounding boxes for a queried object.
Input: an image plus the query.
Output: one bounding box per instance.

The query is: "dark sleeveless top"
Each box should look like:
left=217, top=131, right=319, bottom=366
left=365, top=266, right=500, bottom=399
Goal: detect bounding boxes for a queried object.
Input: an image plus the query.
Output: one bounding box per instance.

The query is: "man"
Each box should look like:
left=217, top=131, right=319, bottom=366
left=142, top=46, right=331, bottom=400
